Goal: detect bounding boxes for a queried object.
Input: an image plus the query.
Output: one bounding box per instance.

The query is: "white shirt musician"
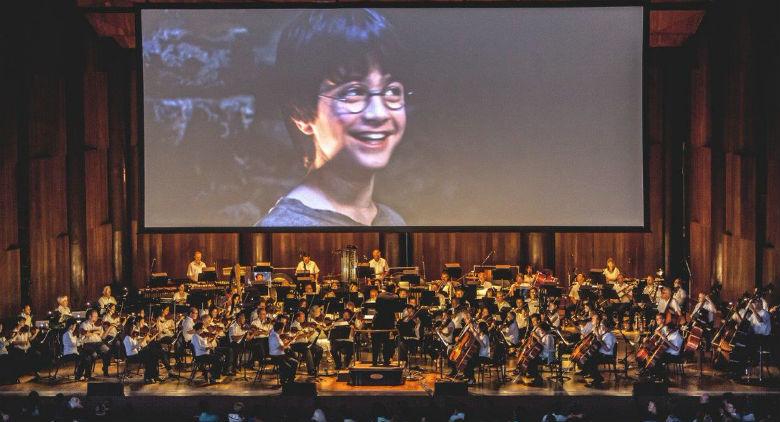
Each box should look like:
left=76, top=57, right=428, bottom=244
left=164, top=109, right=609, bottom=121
left=62, top=329, right=80, bottom=356
left=56, top=296, right=72, bottom=323
left=19, top=305, right=33, bottom=327
left=80, top=319, right=104, bottom=345
left=690, top=293, right=717, bottom=323
left=672, top=278, right=687, bottom=309
left=191, top=330, right=215, bottom=357
left=603, top=258, right=621, bottom=283
left=502, top=314, right=521, bottom=346
left=181, top=308, right=198, bottom=342
left=268, top=328, right=286, bottom=357
left=612, top=276, right=633, bottom=303
left=665, top=329, right=684, bottom=356
left=296, top=255, right=320, bottom=282
left=97, top=286, right=117, bottom=313
left=173, top=284, right=188, bottom=304
left=368, top=249, right=389, bottom=278
left=187, top=251, right=207, bottom=282
left=596, top=325, right=617, bottom=356
left=656, top=288, right=682, bottom=316
left=122, top=334, right=145, bottom=357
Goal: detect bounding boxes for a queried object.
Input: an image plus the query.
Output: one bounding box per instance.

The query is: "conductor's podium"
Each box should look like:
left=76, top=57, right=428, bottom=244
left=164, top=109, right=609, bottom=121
left=348, top=362, right=405, bottom=386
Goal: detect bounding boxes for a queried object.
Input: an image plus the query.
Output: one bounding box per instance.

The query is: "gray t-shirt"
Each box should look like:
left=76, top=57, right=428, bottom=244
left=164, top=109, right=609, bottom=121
left=257, top=197, right=405, bottom=227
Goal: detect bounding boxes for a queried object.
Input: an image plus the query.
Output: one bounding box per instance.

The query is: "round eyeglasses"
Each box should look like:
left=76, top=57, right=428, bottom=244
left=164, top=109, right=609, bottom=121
left=319, top=82, right=411, bottom=114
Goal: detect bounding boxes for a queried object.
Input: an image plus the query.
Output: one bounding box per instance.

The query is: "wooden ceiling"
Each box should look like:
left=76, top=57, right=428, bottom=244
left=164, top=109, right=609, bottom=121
left=78, top=0, right=707, bottom=49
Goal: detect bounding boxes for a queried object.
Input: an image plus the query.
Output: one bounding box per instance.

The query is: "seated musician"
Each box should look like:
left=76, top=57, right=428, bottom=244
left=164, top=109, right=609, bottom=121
left=296, top=253, right=320, bottom=283
left=202, top=314, right=234, bottom=375
left=122, top=323, right=164, bottom=383
left=477, top=271, right=493, bottom=291
left=648, top=315, right=683, bottom=382
left=268, top=321, right=299, bottom=385
left=9, top=316, right=42, bottom=380
left=19, top=304, right=33, bottom=327
left=228, top=313, right=253, bottom=370
left=436, top=311, right=459, bottom=377
left=463, top=321, right=492, bottom=386
left=515, top=313, right=554, bottom=387
left=672, top=278, right=688, bottom=310
left=330, top=309, right=356, bottom=370
left=740, top=297, right=772, bottom=353
left=365, top=288, right=379, bottom=304
left=545, top=301, right=561, bottom=329
left=97, top=285, right=117, bottom=315
left=501, top=311, right=522, bottom=347
left=191, top=322, right=225, bottom=384
left=61, top=318, right=94, bottom=381
left=397, top=305, right=421, bottom=368
left=522, top=264, right=536, bottom=285
left=656, top=287, right=682, bottom=317
left=568, top=273, right=586, bottom=305
left=181, top=307, right=199, bottom=346
left=643, top=275, right=663, bottom=304
left=495, top=292, right=511, bottom=311
left=690, top=293, right=717, bottom=325
left=508, top=274, right=529, bottom=300
left=581, top=313, right=616, bottom=388
left=612, top=275, right=633, bottom=304
left=55, top=295, right=72, bottom=324
left=250, top=307, right=273, bottom=365
left=100, top=303, right=121, bottom=344
left=525, top=288, right=541, bottom=315
left=80, top=309, right=112, bottom=377
left=603, top=258, right=621, bottom=283
left=439, top=271, right=457, bottom=299
left=290, top=311, right=324, bottom=376
left=173, top=283, right=189, bottom=305
left=156, top=305, right=176, bottom=344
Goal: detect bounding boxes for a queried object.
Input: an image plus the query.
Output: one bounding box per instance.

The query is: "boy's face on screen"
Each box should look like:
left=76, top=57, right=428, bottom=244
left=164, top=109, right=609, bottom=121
left=298, top=64, right=406, bottom=171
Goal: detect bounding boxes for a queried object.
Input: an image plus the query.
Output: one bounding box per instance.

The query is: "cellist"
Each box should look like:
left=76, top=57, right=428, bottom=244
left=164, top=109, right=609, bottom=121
left=644, top=314, right=683, bottom=382
left=462, top=321, right=491, bottom=386
left=514, top=313, right=554, bottom=387
left=581, top=313, right=616, bottom=389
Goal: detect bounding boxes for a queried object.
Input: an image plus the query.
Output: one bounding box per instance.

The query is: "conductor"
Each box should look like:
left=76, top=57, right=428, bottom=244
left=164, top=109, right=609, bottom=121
left=372, top=284, right=402, bottom=366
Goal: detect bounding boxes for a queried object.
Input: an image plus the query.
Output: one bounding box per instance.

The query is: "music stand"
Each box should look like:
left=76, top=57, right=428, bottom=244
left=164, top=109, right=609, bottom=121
left=420, top=291, right=437, bottom=307
left=444, top=263, right=462, bottom=281
left=356, top=263, right=373, bottom=279
left=400, top=272, right=421, bottom=286
left=588, top=269, right=606, bottom=285
left=149, top=272, right=170, bottom=287
left=492, top=265, right=513, bottom=283
left=198, top=269, right=217, bottom=282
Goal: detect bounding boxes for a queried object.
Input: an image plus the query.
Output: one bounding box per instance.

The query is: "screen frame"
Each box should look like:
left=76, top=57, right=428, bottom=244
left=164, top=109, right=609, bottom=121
left=136, top=0, right=650, bottom=234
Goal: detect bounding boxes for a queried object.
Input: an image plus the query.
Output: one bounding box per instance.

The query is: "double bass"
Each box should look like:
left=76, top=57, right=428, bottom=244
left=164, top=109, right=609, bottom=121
left=712, top=293, right=758, bottom=366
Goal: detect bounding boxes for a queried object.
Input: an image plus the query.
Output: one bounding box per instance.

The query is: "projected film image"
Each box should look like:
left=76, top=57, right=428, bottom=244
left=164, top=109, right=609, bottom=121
left=141, top=7, right=644, bottom=228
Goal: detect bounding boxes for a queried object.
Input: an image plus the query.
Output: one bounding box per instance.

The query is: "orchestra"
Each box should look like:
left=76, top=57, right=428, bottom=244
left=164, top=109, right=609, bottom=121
left=0, top=250, right=774, bottom=393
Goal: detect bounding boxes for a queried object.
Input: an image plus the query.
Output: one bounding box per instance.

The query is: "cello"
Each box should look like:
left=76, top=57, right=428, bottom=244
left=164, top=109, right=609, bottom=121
left=570, top=332, right=601, bottom=366
left=713, top=292, right=759, bottom=366
left=636, top=326, right=671, bottom=375
left=514, top=326, right=545, bottom=376
left=448, top=320, right=478, bottom=373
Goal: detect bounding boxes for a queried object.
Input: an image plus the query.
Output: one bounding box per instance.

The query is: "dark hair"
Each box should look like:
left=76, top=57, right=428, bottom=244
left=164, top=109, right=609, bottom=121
left=273, top=321, right=285, bottom=331
left=275, top=9, right=406, bottom=158
left=193, top=322, right=204, bottom=331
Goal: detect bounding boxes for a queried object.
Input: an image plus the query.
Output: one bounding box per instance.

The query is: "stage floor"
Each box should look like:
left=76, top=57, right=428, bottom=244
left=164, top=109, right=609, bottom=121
left=1, top=359, right=778, bottom=399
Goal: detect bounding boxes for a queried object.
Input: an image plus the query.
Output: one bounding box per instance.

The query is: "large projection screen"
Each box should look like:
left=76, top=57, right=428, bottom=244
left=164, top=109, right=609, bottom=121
left=140, top=5, right=645, bottom=230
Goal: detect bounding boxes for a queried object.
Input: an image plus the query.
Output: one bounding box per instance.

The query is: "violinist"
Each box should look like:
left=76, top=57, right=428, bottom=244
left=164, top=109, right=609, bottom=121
left=268, top=321, right=299, bottom=385
left=61, top=318, right=94, bottom=381
left=522, top=264, right=537, bottom=285
left=181, top=307, right=199, bottom=344
left=568, top=273, right=586, bottom=304
left=97, top=285, right=117, bottom=315
left=173, top=283, right=189, bottom=305
left=122, top=322, right=164, bottom=383
left=155, top=305, right=176, bottom=344
left=202, top=314, right=234, bottom=375
left=495, top=292, right=511, bottom=311
left=397, top=304, right=421, bottom=368
left=462, top=321, right=491, bottom=386
left=581, top=313, right=616, bottom=389
left=191, top=322, right=225, bottom=384
left=330, top=309, right=356, bottom=370
left=289, top=311, right=323, bottom=376
left=9, top=316, right=42, bottom=380
left=100, top=303, right=121, bottom=344
left=80, top=309, right=112, bottom=377
left=509, top=273, right=531, bottom=300
left=228, top=313, right=251, bottom=370
left=250, top=307, right=273, bottom=365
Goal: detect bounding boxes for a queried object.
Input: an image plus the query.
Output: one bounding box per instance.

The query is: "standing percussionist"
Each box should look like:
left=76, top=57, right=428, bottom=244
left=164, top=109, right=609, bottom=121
left=296, top=253, right=320, bottom=283
left=369, top=249, right=389, bottom=280
left=187, top=250, right=207, bottom=282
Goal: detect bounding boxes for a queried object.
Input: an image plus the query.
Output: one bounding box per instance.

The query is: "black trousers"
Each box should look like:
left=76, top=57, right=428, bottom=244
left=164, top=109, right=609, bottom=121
left=82, top=342, right=111, bottom=373
left=371, top=332, right=395, bottom=365
left=62, top=353, right=94, bottom=378
left=464, top=355, right=492, bottom=380
left=9, top=347, right=42, bottom=377
left=194, top=353, right=224, bottom=381
left=331, top=340, right=354, bottom=370
left=272, top=353, right=299, bottom=384
left=398, top=338, right=419, bottom=365
left=291, top=343, right=323, bottom=375
left=582, top=353, right=612, bottom=383
left=127, top=348, right=162, bottom=380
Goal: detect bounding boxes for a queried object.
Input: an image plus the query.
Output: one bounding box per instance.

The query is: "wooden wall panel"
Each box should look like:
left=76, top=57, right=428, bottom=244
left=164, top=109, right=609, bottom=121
left=411, top=233, right=521, bottom=281
left=0, top=72, right=20, bottom=316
